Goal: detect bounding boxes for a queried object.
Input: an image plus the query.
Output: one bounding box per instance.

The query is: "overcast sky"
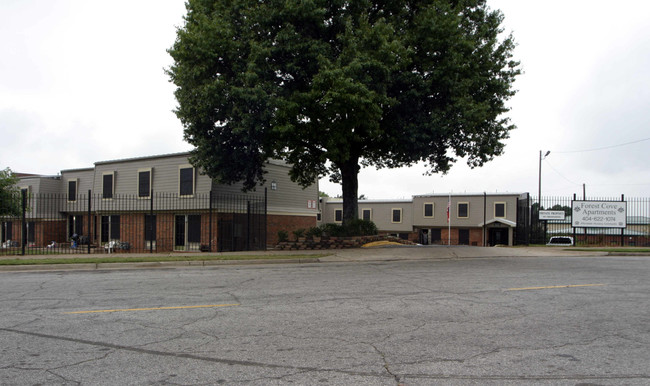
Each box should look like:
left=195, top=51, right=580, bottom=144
left=1, top=1, right=649, bottom=199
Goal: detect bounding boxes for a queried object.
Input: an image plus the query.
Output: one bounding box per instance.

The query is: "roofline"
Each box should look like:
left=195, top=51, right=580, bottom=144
left=414, top=192, right=525, bottom=198
left=94, top=151, right=192, bottom=166
left=60, top=167, right=94, bottom=173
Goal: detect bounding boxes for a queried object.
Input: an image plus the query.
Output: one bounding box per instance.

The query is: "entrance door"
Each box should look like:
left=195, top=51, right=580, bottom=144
left=489, top=228, right=509, bottom=246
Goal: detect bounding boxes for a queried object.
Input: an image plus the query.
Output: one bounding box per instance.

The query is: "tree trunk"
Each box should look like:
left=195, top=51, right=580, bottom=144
left=339, top=159, right=360, bottom=226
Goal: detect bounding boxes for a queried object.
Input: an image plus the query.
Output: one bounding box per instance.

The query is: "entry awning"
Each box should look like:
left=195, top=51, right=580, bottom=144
left=478, top=218, right=517, bottom=227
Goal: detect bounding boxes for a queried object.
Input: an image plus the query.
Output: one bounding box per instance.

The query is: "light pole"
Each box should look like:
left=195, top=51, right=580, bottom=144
left=538, top=150, right=550, bottom=209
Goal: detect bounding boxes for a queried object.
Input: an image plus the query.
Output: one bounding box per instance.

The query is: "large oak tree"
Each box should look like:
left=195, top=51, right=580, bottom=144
left=168, top=0, right=520, bottom=224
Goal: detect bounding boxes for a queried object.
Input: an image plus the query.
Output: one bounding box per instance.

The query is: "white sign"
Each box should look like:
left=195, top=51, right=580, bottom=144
left=571, top=201, right=627, bottom=228
left=539, top=210, right=565, bottom=220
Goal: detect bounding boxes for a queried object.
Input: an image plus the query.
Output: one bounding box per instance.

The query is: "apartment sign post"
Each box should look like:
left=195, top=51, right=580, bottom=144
left=571, top=200, right=627, bottom=228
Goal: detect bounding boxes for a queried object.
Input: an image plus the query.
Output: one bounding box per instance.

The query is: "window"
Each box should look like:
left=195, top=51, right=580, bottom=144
left=138, top=169, right=152, bottom=198
left=100, top=215, right=120, bottom=242
left=334, top=209, right=343, bottom=222
left=494, top=202, right=506, bottom=218
left=179, top=166, right=194, bottom=196
left=457, top=202, right=469, bottom=218
left=68, top=215, right=83, bottom=238
left=67, top=179, right=77, bottom=202
left=2, top=222, right=13, bottom=242
left=362, top=208, right=372, bottom=221
left=102, top=172, right=114, bottom=199
left=430, top=228, right=441, bottom=242
left=392, top=208, right=402, bottom=223
left=458, top=229, right=470, bottom=245
left=423, top=202, right=434, bottom=218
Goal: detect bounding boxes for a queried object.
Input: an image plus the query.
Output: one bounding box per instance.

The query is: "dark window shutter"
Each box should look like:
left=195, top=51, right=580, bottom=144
left=110, top=215, right=120, bottom=239
left=188, top=215, right=201, bottom=243
left=145, top=215, right=156, bottom=241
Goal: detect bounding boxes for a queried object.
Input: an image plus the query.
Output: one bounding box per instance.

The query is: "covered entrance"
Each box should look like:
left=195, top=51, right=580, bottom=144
left=480, top=218, right=516, bottom=246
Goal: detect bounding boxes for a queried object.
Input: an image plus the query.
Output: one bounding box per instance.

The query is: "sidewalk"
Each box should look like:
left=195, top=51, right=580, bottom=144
left=0, top=245, right=623, bottom=272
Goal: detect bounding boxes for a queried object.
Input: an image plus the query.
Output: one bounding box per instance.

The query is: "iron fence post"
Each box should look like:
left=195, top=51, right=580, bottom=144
left=87, top=189, right=92, bottom=254
left=21, top=189, right=26, bottom=256
left=209, top=190, right=213, bottom=252
left=150, top=190, right=154, bottom=253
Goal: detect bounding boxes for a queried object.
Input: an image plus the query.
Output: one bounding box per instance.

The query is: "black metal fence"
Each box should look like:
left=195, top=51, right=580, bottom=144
left=526, top=195, right=649, bottom=246
left=1, top=190, right=266, bottom=256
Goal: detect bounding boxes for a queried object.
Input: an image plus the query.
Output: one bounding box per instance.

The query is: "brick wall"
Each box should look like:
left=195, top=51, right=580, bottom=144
left=267, top=214, right=317, bottom=246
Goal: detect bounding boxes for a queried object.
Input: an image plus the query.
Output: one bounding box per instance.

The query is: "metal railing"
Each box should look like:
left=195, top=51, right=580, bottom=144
left=527, top=195, right=649, bottom=246
left=0, top=190, right=267, bottom=255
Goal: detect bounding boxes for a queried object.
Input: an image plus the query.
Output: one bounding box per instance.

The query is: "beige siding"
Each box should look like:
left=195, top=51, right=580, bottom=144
left=211, top=160, right=319, bottom=217
left=60, top=169, right=94, bottom=196
left=412, top=194, right=518, bottom=227
left=319, top=199, right=413, bottom=232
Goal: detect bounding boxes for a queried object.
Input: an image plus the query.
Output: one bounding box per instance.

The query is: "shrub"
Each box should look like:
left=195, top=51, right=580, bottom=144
left=305, top=226, right=323, bottom=239
left=319, top=220, right=378, bottom=237
left=319, top=223, right=345, bottom=237
left=277, top=230, right=289, bottom=242
left=292, top=228, right=306, bottom=240
left=344, top=219, right=378, bottom=236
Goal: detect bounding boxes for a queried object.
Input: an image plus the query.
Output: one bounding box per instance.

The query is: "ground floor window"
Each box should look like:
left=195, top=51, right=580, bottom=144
left=101, top=215, right=120, bottom=242
left=175, top=214, right=201, bottom=250
left=458, top=229, right=470, bottom=245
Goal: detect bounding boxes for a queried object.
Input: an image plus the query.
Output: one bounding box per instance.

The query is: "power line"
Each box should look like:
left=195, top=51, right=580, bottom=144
left=554, top=137, right=650, bottom=154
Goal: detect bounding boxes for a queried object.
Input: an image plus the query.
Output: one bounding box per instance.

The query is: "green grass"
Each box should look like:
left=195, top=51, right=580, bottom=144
left=0, top=254, right=329, bottom=266
left=571, top=248, right=650, bottom=253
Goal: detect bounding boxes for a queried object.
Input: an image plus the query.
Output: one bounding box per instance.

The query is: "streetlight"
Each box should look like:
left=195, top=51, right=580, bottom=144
left=538, top=150, right=550, bottom=210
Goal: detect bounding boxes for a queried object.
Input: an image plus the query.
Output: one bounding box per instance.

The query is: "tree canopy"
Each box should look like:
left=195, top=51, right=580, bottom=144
left=168, top=0, right=520, bottom=223
left=0, top=168, right=20, bottom=216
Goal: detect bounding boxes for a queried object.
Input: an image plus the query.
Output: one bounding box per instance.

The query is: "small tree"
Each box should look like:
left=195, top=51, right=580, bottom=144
left=0, top=168, right=20, bottom=217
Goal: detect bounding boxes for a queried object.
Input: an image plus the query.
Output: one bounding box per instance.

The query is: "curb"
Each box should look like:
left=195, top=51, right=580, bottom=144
left=0, top=258, right=323, bottom=272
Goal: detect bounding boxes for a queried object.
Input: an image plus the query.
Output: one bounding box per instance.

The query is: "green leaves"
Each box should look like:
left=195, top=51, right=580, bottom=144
left=168, top=0, right=520, bottom=214
left=0, top=168, right=20, bottom=217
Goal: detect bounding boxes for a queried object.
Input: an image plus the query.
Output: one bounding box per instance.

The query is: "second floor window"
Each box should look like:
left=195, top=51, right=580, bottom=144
left=138, top=170, right=151, bottom=198
left=102, top=173, right=114, bottom=199
left=179, top=167, right=194, bottom=196
left=457, top=202, right=469, bottom=218
left=392, top=208, right=402, bottom=223
left=67, top=179, right=77, bottom=202
left=423, top=203, right=434, bottom=218
left=495, top=202, right=506, bottom=218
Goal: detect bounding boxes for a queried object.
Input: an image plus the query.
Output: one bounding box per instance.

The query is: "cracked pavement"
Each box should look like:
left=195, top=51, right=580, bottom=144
left=1, top=253, right=649, bottom=384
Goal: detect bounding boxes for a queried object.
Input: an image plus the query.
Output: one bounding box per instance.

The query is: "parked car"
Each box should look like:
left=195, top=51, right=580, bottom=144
left=547, top=236, right=574, bottom=246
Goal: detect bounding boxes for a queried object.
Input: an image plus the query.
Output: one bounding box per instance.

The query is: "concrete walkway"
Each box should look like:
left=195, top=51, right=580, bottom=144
left=0, top=245, right=632, bottom=272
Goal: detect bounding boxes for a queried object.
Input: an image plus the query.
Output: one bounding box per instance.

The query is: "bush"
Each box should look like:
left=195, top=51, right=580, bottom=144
left=277, top=230, right=289, bottom=242
left=319, top=220, right=378, bottom=237
left=344, top=219, right=378, bottom=236
left=305, top=226, right=323, bottom=239
left=292, top=228, right=306, bottom=240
